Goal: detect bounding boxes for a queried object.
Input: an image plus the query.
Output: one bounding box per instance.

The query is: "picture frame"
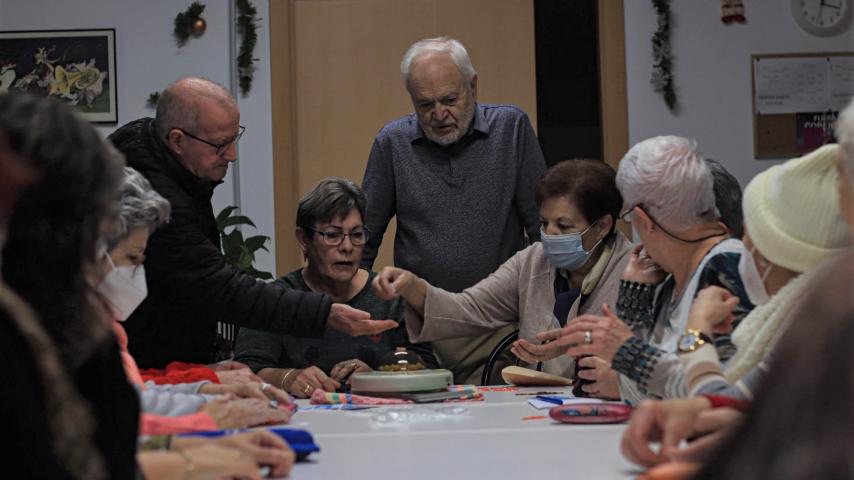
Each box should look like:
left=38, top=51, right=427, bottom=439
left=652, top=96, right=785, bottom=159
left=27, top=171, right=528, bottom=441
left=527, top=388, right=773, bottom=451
left=0, top=29, right=117, bottom=123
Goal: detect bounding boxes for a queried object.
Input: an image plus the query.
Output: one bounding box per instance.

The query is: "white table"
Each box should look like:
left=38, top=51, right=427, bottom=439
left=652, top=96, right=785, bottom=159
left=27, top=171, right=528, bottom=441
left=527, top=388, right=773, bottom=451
left=282, top=387, right=638, bottom=479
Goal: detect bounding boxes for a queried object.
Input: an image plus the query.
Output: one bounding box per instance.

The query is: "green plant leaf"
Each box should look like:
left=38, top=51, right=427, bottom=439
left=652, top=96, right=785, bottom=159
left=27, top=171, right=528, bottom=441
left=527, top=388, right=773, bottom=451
left=216, top=203, right=271, bottom=279
left=222, top=230, right=244, bottom=264
left=216, top=205, right=239, bottom=229
left=244, top=235, right=269, bottom=253
left=220, top=215, right=257, bottom=229
left=237, top=249, right=254, bottom=269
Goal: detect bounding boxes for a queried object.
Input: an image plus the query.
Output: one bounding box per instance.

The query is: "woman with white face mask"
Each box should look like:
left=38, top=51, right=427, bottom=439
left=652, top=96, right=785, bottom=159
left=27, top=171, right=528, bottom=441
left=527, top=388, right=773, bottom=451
left=99, top=168, right=296, bottom=433
left=680, top=143, right=850, bottom=399
left=372, top=159, right=633, bottom=391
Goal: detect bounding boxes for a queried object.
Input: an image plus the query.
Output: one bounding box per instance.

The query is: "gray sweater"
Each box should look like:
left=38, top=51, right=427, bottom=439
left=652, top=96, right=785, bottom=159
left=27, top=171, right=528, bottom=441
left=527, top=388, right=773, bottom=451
left=361, top=103, right=547, bottom=292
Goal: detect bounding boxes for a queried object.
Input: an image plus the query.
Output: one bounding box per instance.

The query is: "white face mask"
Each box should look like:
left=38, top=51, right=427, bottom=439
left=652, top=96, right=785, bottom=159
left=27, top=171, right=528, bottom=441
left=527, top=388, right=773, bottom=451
left=738, top=245, right=772, bottom=306
left=97, top=253, right=148, bottom=321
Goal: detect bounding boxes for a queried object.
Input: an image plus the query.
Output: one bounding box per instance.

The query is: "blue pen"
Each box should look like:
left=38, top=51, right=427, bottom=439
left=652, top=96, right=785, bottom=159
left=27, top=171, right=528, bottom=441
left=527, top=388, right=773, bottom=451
left=535, top=395, right=567, bottom=405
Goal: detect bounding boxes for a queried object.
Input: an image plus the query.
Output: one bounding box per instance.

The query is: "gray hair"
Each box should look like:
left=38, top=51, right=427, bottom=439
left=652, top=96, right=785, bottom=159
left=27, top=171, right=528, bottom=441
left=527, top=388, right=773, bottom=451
left=297, top=177, right=366, bottom=231
left=706, top=158, right=744, bottom=239
left=837, top=97, right=854, bottom=177
left=153, top=77, right=236, bottom=139
left=400, top=37, right=477, bottom=87
left=616, top=136, right=717, bottom=229
left=106, top=167, right=171, bottom=248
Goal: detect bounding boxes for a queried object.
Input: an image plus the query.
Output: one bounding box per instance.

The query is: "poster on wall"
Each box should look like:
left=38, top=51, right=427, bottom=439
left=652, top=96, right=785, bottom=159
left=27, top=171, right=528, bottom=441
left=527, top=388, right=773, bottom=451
left=0, top=29, right=117, bottom=123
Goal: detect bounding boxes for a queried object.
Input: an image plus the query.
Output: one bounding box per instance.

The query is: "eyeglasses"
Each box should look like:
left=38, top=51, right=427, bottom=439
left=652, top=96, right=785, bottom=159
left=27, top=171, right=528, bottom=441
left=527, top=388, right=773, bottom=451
left=619, top=205, right=638, bottom=223
left=175, top=125, right=246, bottom=156
left=306, top=227, right=370, bottom=246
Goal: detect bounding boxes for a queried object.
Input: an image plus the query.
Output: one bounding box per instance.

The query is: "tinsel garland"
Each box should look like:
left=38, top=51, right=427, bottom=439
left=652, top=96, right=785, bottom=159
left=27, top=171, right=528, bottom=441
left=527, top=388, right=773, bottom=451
left=174, top=2, right=206, bottom=47
left=236, top=0, right=258, bottom=96
left=651, top=0, right=677, bottom=112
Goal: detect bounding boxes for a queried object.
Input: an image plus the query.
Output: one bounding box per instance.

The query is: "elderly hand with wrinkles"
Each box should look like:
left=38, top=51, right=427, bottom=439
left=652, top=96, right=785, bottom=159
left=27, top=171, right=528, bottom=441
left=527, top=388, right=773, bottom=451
left=513, top=304, right=634, bottom=365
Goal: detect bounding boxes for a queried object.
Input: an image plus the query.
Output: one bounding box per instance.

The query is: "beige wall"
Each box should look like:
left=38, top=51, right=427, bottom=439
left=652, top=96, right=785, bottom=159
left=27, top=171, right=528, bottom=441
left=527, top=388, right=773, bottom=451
left=271, top=0, right=537, bottom=274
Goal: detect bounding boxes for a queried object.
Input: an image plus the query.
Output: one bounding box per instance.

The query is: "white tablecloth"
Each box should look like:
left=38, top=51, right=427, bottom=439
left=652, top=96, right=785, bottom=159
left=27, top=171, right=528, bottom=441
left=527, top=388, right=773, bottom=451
left=283, top=387, right=638, bottom=479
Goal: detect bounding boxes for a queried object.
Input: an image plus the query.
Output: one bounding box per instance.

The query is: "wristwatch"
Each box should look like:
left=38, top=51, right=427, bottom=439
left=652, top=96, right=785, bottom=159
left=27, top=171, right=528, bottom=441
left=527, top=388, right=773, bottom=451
left=677, top=328, right=713, bottom=353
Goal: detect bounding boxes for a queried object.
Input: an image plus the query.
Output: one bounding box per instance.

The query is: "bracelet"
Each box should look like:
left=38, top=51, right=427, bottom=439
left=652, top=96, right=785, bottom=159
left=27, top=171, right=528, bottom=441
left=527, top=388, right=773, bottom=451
left=279, top=368, right=297, bottom=391
left=175, top=448, right=197, bottom=480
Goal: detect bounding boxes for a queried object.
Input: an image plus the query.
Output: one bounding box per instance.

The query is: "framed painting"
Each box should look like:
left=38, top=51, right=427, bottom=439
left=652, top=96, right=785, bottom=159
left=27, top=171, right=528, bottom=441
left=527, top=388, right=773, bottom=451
left=0, top=29, right=117, bottom=122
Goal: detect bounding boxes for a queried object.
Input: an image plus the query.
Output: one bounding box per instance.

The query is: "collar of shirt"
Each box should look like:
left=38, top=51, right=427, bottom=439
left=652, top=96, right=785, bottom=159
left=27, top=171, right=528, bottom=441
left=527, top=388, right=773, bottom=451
left=409, top=102, right=490, bottom=145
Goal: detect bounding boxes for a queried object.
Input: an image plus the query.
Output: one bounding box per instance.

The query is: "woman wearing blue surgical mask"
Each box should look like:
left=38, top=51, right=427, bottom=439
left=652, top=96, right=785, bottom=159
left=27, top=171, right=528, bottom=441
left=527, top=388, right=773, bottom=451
left=372, top=159, right=633, bottom=391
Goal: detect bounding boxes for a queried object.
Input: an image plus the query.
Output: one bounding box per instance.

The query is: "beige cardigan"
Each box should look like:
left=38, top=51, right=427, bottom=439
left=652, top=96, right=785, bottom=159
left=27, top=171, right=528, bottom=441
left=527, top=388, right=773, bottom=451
left=405, top=233, right=634, bottom=377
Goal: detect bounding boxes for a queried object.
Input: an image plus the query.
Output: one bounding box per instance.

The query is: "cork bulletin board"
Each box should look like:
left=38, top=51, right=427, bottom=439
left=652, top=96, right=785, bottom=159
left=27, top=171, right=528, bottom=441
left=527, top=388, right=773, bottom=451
left=752, top=52, right=854, bottom=159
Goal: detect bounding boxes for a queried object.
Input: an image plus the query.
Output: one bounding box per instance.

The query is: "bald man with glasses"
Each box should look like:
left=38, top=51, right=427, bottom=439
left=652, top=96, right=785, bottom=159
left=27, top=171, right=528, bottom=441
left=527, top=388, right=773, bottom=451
left=109, top=77, right=397, bottom=369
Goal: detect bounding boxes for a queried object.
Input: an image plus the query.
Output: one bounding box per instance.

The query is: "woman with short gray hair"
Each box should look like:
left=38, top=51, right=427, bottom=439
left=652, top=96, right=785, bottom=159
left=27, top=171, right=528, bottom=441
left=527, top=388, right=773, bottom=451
left=529, top=136, right=753, bottom=403
left=106, top=167, right=171, bottom=249
left=235, top=177, right=436, bottom=398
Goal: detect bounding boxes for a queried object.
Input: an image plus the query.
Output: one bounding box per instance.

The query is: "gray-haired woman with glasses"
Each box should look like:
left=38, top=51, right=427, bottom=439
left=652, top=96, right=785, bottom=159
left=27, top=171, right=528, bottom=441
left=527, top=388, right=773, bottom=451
left=235, top=177, right=436, bottom=398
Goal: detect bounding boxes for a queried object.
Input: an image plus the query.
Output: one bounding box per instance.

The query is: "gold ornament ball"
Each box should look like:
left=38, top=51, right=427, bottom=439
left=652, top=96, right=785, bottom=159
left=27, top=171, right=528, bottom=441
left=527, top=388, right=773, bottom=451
left=191, top=18, right=207, bottom=37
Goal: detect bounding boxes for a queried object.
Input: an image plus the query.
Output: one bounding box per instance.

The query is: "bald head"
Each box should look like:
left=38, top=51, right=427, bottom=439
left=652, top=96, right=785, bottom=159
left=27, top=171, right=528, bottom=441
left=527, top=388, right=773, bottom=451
left=154, top=77, right=237, bottom=139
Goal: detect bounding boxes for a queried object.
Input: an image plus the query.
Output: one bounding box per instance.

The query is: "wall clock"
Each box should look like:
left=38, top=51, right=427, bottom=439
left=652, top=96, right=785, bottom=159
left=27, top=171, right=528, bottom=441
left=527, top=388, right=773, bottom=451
left=790, top=0, right=852, bottom=36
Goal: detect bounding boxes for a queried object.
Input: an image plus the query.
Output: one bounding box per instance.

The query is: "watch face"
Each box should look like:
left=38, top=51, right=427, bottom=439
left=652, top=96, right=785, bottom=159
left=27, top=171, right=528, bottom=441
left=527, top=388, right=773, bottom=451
left=792, top=0, right=852, bottom=36
left=679, top=332, right=698, bottom=351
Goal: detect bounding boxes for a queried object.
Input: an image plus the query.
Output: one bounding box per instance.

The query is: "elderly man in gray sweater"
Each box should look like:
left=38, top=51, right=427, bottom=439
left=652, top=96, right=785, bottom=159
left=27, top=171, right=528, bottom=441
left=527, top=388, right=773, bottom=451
left=361, top=36, right=547, bottom=384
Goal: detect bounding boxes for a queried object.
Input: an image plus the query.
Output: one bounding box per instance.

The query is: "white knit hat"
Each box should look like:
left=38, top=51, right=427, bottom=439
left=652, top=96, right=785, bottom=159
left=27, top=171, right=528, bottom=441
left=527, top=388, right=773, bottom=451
left=742, top=144, right=850, bottom=273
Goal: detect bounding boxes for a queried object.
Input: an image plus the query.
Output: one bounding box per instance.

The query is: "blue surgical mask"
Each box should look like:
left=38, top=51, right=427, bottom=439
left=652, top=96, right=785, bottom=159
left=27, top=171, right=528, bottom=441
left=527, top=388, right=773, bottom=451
left=541, top=223, right=603, bottom=270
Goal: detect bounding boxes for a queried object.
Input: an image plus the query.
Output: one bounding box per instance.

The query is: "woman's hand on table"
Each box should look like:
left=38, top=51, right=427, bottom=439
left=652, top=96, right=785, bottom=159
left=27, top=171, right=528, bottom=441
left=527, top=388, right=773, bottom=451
left=200, top=381, right=294, bottom=405
left=622, top=245, right=666, bottom=284
left=215, top=367, right=264, bottom=385
left=620, top=397, right=714, bottom=467
left=330, top=358, right=371, bottom=383
left=575, top=356, right=621, bottom=400
left=687, top=286, right=739, bottom=336
left=183, top=444, right=264, bottom=480
left=209, top=360, right=253, bottom=372
left=200, top=397, right=293, bottom=429
left=172, top=430, right=295, bottom=478
left=665, top=407, right=742, bottom=464
left=210, top=431, right=295, bottom=478
left=286, top=366, right=340, bottom=398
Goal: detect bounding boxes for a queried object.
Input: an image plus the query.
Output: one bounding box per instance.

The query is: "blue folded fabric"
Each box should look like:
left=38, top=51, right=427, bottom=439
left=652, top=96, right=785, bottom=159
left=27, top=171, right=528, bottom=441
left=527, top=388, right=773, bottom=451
left=179, top=427, right=320, bottom=460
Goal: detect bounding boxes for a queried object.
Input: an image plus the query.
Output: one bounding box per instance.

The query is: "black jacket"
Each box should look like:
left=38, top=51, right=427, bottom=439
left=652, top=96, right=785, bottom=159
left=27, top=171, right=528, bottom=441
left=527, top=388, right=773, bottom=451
left=109, top=118, right=331, bottom=368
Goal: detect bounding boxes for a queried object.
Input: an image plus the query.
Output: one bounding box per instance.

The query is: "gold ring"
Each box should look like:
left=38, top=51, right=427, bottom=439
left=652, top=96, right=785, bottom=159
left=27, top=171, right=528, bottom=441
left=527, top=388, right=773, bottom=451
left=350, top=362, right=357, bottom=369
left=303, top=384, right=312, bottom=395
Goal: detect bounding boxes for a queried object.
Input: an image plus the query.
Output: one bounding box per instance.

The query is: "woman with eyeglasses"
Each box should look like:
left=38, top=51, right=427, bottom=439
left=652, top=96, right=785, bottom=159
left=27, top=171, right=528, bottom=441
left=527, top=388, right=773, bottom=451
left=373, top=159, right=634, bottom=395
left=235, top=177, right=436, bottom=398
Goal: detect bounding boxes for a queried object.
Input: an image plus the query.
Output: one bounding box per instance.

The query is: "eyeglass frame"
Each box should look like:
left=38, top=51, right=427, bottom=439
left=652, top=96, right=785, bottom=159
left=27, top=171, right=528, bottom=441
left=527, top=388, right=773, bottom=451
left=619, top=204, right=639, bottom=223
left=171, top=125, right=246, bottom=156
left=304, top=226, right=371, bottom=246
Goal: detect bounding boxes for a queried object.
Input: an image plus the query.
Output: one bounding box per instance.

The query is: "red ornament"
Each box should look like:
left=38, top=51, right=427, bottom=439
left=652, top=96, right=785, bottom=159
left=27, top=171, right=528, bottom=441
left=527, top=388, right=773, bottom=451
left=721, top=0, right=746, bottom=24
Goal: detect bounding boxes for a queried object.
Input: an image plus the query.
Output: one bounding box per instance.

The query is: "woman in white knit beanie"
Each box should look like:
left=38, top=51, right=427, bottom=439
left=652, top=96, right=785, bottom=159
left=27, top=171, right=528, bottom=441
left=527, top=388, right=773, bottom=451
left=680, top=142, right=851, bottom=399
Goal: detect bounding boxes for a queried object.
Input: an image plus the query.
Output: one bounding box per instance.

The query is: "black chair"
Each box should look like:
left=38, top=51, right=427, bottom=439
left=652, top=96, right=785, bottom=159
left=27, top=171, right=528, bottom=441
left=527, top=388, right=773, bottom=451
left=480, top=329, right=520, bottom=386
left=480, top=329, right=548, bottom=385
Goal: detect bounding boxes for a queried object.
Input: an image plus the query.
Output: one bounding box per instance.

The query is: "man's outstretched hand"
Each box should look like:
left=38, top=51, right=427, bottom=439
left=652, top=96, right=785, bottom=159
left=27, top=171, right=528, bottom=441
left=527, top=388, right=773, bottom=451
left=326, top=303, right=398, bottom=336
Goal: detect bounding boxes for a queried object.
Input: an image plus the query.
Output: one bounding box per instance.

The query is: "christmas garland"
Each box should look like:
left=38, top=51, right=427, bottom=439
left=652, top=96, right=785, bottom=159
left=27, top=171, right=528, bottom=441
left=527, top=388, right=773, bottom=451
left=651, top=0, right=677, bottom=112
left=236, top=0, right=259, bottom=96
left=174, top=2, right=206, bottom=47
